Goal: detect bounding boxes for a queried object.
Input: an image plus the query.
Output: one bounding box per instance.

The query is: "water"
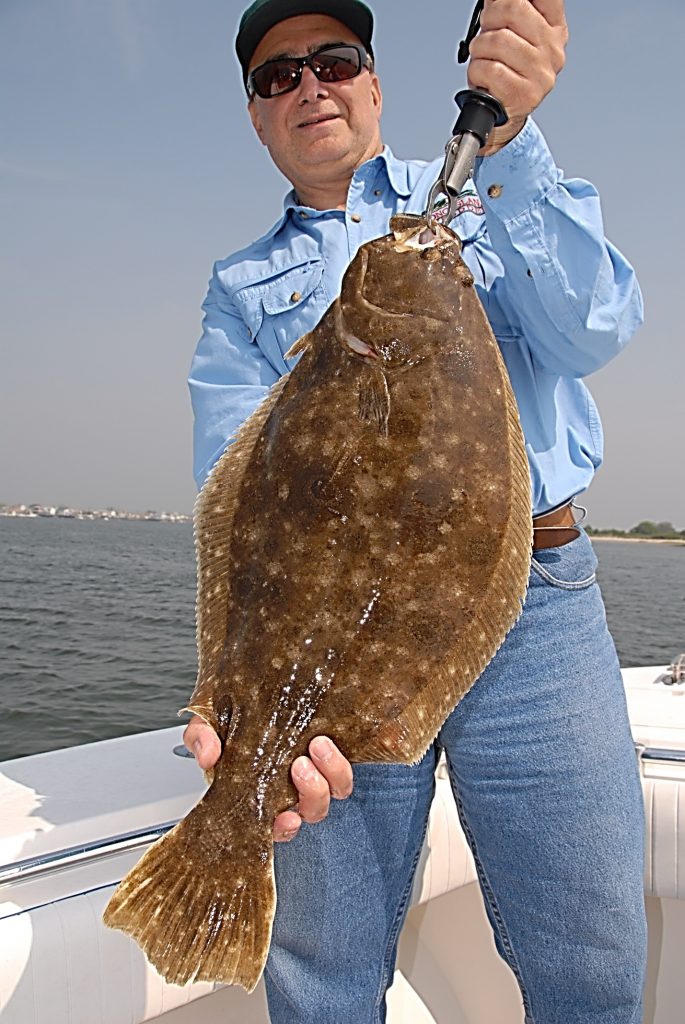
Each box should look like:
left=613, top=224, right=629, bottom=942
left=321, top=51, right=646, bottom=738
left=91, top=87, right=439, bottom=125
left=0, top=517, right=683, bottom=762
left=0, top=517, right=196, bottom=761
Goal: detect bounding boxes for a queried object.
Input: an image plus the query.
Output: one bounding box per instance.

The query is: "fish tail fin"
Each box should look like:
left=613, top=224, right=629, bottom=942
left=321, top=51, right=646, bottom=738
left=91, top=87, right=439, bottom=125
left=103, top=792, right=275, bottom=992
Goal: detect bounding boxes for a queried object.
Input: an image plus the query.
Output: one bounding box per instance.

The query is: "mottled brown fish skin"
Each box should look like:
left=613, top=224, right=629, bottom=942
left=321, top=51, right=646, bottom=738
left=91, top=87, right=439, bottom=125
left=103, top=214, right=532, bottom=992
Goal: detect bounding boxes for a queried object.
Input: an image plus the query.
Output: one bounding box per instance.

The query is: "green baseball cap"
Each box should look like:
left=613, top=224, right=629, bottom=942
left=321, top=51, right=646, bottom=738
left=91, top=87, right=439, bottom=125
left=236, top=0, right=374, bottom=87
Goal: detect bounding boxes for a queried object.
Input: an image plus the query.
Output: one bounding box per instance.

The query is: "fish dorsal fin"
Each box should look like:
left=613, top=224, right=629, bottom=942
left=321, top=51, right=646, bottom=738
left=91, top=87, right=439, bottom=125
left=183, top=373, right=291, bottom=729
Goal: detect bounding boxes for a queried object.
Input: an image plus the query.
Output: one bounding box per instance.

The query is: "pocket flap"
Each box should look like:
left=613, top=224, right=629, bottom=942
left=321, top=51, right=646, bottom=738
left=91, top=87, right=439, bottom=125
left=261, top=262, right=324, bottom=315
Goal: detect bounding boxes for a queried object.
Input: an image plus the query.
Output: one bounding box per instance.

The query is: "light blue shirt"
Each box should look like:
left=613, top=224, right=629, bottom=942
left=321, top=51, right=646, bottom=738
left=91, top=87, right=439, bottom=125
left=189, top=119, right=643, bottom=514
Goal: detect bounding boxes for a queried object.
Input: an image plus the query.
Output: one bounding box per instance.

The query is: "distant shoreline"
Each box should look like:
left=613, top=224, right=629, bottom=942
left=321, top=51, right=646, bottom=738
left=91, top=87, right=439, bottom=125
left=589, top=535, right=685, bottom=546
left=2, top=511, right=683, bottom=543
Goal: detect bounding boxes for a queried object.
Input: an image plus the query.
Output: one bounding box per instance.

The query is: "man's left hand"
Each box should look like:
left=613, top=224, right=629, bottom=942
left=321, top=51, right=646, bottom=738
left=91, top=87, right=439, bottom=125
left=466, top=0, right=568, bottom=155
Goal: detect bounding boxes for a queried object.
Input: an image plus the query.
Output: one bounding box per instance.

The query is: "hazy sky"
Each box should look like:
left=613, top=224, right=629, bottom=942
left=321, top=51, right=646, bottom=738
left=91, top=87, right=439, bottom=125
left=2, top=0, right=683, bottom=528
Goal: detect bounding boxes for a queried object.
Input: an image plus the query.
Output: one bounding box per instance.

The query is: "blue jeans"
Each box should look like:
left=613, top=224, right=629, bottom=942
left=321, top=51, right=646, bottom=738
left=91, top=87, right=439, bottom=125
left=264, top=532, right=647, bottom=1023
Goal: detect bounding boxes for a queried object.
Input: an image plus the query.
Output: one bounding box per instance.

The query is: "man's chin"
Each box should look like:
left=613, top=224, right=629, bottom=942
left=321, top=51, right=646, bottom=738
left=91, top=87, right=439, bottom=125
left=293, top=135, right=354, bottom=167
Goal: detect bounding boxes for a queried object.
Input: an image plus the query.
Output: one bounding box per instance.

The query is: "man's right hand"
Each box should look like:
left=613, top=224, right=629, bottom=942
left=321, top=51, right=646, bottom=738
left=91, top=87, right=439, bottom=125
left=182, top=716, right=354, bottom=842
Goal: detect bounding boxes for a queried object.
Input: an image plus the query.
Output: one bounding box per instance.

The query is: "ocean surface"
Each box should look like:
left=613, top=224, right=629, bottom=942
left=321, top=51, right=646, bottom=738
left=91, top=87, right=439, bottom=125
left=1, top=516, right=684, bottom=762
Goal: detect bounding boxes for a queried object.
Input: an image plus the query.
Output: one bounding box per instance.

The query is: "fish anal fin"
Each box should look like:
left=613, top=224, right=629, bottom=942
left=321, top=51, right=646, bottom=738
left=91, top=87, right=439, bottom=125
left=358, top=368, right=390, bottom=436
left=103, top=787, right=275, bottom=993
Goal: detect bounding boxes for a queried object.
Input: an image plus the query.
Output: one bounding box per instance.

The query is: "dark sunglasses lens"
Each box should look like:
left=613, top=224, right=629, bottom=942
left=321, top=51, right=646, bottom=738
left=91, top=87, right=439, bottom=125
left=252, top=60, right=300, bottom=98
left=251, top=46, right=365, bottom=98
left=311, top=47, right=362, bottom=83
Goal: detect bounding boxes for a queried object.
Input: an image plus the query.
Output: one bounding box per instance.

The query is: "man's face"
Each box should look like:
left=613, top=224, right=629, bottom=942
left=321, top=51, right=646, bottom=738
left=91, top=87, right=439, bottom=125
left=247, top=15, right=383, bottom=197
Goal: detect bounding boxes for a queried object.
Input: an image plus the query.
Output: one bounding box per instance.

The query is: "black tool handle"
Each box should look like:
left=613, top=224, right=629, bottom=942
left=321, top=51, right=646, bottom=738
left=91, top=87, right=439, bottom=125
left=453, top=88, right=508, bottom=148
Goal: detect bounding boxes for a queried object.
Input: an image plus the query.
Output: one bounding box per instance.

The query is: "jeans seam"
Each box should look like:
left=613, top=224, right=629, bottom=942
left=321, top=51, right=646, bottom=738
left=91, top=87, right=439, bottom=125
left=372, top=794, right=433, bottom=1023
left=530, top=559, right=597, bottom=590
left=450, top=783, right=536, bottom=1024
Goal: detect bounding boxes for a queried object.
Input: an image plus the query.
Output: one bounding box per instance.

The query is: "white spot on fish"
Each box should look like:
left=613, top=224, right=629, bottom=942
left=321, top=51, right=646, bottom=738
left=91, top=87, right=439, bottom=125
left=359, top=588, right=381, bottom=625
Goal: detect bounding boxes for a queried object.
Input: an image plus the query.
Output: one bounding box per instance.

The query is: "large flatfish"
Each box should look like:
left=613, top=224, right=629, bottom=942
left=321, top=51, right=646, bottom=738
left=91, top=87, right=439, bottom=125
left=103, top=214, right=532, bottom=991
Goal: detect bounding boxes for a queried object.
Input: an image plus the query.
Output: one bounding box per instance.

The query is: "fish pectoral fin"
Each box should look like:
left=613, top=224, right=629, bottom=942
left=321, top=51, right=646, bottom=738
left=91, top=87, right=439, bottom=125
left=358, top=368, right=390, bottom=437
left=178, top=701, right=218, bottom=731
left=284, top=332, right=312, bottom=360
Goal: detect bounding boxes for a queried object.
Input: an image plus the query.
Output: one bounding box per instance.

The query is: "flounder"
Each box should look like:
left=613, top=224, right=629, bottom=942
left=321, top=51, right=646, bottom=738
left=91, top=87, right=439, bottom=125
left=103, top=214, right=532, bottom=991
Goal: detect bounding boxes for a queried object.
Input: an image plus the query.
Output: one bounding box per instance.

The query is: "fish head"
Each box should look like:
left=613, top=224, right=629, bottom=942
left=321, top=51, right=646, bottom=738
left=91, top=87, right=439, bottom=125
left=336, top=214, right=473, bottom=368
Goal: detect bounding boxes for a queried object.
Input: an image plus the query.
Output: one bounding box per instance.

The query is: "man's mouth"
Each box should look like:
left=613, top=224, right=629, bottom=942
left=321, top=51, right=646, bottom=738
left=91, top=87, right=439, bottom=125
left=297, top=113, right=340, bottom=129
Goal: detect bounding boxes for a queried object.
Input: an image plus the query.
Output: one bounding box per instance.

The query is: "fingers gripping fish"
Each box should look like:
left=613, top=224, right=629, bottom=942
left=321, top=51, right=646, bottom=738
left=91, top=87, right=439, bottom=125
left=103, top=215, right=532, bottom=992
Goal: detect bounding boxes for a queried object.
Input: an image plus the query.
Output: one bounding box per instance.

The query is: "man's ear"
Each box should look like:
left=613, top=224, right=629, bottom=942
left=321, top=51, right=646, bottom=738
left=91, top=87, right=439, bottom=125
left=248, top=99, right=267, bottom=146
left=369, top=74, right=382, bottom=120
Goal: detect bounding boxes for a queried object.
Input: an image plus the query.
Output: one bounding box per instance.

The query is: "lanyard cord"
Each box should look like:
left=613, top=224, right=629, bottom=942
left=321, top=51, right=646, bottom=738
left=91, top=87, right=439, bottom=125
left=457, top=1, right=485, bottom=63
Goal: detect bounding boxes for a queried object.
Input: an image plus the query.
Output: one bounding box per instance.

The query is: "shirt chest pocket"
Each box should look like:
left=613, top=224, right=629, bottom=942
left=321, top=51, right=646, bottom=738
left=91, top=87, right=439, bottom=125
left=234, top=261, right=328, bottom=377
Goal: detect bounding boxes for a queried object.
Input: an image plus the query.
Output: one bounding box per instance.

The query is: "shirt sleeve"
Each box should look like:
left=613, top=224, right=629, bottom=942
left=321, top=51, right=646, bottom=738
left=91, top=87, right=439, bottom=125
left=188, top=266, right=280, bottom=490
left=472, top=118, right=644, bottom=378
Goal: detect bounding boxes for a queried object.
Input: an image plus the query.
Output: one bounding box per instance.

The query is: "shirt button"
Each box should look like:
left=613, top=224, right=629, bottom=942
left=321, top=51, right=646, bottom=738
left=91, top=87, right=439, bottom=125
left=290, top=291, right=302, bottom=303
left=350, top=213, right=362, bottom=223
left=487, top=184, right=503, bottom=199
left=299, top=211, right=309, bottom=218
left=373, top=189, right=381, bottom=196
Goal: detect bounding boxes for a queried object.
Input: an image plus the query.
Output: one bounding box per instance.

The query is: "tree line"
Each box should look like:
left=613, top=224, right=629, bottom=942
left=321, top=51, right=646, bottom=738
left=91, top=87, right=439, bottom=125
left=586, top=520, right=685, bottom=540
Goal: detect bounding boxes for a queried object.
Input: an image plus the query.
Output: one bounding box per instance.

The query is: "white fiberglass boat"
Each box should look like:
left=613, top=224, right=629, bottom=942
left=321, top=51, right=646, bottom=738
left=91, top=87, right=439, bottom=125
left=1, top=662, right=684, bottom=1024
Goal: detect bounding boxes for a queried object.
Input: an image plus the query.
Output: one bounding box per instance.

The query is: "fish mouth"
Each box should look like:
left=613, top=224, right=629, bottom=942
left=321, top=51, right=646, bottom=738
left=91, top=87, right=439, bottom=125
left=338, top=231, right=455, bottom=340
left=391, top=222, right=454, bottom=252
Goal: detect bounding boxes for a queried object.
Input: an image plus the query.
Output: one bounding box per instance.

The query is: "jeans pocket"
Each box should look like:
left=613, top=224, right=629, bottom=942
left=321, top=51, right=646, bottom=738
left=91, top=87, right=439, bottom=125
left=530, top=529, right=598, bottom=591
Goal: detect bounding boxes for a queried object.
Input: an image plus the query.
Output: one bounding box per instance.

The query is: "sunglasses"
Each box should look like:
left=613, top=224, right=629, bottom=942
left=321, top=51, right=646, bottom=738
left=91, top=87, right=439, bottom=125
left=247, top=44, right=373, bottom=100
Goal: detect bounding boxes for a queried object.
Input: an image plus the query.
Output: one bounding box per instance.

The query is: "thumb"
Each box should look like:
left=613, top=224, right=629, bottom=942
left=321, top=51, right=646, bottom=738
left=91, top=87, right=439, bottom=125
left=183, top=716, right=221, bottom=769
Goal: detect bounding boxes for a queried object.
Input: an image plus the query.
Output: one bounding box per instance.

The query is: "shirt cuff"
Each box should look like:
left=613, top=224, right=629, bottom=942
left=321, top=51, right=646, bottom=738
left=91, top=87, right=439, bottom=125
left=473, top=118, right=560, bottom=223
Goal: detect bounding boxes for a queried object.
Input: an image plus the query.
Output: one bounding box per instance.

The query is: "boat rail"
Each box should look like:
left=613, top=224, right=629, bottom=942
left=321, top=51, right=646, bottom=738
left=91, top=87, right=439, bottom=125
left=0, top=821, right=176, bottom=888
left=1, top=740, right=684, bottom=888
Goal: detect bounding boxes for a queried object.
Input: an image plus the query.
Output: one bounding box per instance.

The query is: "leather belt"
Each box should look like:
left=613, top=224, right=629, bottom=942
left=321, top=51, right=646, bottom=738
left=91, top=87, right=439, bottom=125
left=532, top=502, right=580, bottom=551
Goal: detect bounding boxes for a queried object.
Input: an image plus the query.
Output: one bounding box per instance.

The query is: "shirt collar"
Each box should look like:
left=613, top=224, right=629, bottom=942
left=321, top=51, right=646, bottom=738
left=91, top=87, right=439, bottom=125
left=281, top=144, right=413, bottom=218
left=374, top=146, right=413, bottom=198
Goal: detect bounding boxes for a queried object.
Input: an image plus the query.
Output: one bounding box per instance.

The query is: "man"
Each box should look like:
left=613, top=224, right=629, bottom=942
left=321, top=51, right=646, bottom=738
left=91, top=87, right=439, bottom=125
left=186, top=2, right=647, bottom=1021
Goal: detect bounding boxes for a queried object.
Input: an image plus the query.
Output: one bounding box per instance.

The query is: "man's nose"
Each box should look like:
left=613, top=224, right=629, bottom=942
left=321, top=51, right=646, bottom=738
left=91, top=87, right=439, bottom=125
left=298, top=65, right=329, bottom=103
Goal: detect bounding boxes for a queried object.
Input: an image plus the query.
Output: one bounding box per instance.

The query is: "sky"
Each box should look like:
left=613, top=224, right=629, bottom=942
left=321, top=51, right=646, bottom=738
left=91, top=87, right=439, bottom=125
left=2, top=0, right=683, bottom=529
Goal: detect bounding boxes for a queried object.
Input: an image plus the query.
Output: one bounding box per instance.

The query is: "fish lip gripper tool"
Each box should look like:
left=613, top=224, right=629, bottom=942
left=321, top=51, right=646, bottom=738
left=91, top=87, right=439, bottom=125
left=425, top=0, right=508, bottom=229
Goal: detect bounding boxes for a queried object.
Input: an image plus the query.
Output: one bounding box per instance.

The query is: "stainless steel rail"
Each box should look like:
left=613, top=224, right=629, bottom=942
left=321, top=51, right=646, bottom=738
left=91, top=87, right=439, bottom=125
left=639, top=746, right=685, bottom=765
left=0, top=821, right=177, bottom=888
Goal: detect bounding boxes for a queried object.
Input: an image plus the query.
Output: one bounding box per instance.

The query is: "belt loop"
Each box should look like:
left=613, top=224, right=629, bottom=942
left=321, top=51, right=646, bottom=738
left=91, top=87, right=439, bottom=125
left=570, top=500, right=587, bottom=527
left=532, top=500, right=583, bottom=551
